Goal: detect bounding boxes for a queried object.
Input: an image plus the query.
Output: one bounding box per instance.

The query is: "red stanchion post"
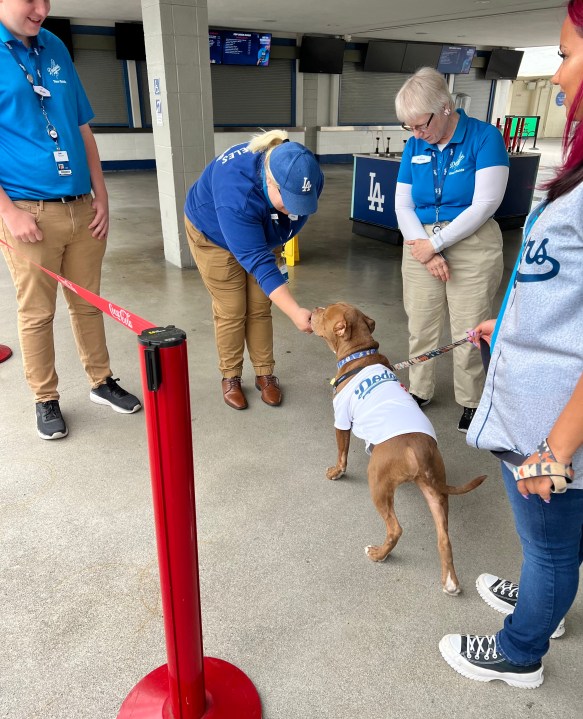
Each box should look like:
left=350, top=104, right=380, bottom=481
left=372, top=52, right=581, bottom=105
left=0, top=344, right=13, bottom=363
left=117, top=326, right=262, bottom=719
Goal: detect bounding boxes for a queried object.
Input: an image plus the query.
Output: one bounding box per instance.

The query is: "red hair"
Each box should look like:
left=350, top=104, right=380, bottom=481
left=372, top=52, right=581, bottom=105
left=545, top=0, right=583, bottom=200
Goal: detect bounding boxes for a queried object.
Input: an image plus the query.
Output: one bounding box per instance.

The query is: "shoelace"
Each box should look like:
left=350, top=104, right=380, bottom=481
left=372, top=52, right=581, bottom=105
left=223, top=378, right=242, bottom=390
left=261, top=375, right=278, bottom=386
left=493, top=579, right=518, bottom=599
left=107, top=377, right=129, bottom=398
left=41, top=400, right=61, bottom=421
left=466, top=634, right=498, bottom=661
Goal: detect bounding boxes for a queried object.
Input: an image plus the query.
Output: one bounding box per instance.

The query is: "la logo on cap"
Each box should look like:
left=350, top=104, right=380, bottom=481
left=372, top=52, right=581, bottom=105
left=302, top=177, right=312, bottom=192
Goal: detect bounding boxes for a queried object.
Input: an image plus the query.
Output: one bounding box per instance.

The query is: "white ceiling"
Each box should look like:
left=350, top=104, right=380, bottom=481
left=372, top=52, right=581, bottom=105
left=52, top=0, right=567, bottom=49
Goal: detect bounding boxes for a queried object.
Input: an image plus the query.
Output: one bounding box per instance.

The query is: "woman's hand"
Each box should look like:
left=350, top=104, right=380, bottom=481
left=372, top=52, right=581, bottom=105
left=404, top=238, right=436, bottom=264
left=467, top=319, right=497, bottom=348
left=424, top=254, right=450, bottom=282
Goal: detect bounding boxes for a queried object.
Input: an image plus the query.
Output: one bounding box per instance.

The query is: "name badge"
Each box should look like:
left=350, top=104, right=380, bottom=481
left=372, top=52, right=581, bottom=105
left=54, top=150, right=72, bottom=176
left=411, top=155, right=431, bottom=164
left=33, top=85, right=51, bottom=97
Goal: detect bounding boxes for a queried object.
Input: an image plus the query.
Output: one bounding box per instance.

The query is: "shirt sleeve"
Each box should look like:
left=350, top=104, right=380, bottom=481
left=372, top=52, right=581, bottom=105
left=475, top=124, right=510, bottom=171
left=430, top=165, right=509, bottom=252
left=396, top=138, right=414, bottom=184
left=395, top=182, right=431, bottom=241
left=216, top=207, right=284, bottom=296
left=70, top=61, right=94, bottom=126
left=333, top=397, right=352, bottom=431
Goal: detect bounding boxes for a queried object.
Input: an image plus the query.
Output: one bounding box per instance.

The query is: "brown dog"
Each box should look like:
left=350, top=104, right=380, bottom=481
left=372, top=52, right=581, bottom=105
left=311, top=302, right=485, bottom=595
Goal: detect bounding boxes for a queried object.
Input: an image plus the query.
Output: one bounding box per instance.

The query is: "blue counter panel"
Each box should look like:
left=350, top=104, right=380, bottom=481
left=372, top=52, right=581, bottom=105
left=351, top=156, right=400, bottom=229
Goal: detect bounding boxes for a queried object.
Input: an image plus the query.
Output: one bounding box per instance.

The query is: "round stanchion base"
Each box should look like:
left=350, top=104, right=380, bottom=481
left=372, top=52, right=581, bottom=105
left=117, top=658, right=262, bottom=719
left=0, top=345, right=13, bottom=363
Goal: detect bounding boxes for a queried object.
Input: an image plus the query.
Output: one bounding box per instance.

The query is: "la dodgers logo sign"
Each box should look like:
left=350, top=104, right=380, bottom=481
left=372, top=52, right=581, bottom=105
left=368, top=172, right=384, bottom=212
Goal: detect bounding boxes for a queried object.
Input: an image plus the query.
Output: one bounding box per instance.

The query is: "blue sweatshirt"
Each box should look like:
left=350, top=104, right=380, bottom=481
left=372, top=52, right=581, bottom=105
left=184, top=143, right=323, bottom=296
left=467, top=182, right=583, bottom=490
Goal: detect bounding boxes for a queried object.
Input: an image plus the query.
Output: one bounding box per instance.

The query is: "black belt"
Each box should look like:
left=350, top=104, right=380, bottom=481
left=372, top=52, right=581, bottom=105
left=43, top=194, right=86, bottom=203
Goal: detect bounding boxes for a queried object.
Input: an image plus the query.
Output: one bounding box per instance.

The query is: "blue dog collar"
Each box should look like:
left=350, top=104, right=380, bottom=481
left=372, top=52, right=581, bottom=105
left=337, top=348, right=378, bottom=370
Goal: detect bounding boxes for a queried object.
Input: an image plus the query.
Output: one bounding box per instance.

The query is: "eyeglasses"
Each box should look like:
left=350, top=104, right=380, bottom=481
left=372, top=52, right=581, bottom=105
left=401, top=113, right=434, bottom=133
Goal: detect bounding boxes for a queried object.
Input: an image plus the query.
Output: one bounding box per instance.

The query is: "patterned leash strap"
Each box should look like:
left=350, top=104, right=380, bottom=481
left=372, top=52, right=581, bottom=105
left=391, top=337, right=470, bottom=371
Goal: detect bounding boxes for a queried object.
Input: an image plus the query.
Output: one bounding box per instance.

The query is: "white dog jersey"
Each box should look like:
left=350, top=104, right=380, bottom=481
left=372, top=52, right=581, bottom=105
left=333, top=364, right=436, bottom=454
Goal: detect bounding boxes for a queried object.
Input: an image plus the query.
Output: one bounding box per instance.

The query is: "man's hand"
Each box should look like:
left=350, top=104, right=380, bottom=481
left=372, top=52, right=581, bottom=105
left=293, top=307, right=313, bottom=333
left=405, top=238, right=436, bottom=264
left=424, top=254, right=449, bottom=282
left=88, top=194, right=109, bottom=240
left=2, top=205, right=43, bottom=243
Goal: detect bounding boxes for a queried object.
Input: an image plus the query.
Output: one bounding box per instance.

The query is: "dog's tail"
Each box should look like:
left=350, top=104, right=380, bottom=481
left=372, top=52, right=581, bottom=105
left=444, top=475, right=487, bottom=495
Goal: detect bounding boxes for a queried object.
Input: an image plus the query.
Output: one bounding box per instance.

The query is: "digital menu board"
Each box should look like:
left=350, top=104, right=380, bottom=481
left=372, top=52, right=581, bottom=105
left=437, top=45, right=476, bottom=75
left=210, top=30, right=272, bottom=67
left=209, top=30, right=223, bottom=64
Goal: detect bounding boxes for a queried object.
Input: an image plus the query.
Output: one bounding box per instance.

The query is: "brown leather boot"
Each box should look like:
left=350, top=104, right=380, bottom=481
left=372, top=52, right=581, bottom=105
left=222, top=377, right=247, bottom=410
left=255, top=375, right=282, bottom=406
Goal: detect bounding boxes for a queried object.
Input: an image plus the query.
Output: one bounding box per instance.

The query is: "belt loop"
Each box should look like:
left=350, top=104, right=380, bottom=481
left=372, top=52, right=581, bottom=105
left=39, top=200, right=44, bottom=210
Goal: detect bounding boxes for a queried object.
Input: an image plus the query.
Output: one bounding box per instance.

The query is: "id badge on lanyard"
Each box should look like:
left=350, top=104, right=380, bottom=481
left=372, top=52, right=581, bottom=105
left=431, top=147, right=455, bottom=233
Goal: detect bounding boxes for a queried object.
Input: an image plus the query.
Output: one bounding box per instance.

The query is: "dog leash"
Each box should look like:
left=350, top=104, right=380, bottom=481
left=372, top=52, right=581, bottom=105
left=391, top=337, right=470, bottom=370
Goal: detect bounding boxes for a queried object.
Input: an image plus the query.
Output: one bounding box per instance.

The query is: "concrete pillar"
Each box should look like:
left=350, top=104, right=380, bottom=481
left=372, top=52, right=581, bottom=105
left=141, top=0, right=215, bottom=268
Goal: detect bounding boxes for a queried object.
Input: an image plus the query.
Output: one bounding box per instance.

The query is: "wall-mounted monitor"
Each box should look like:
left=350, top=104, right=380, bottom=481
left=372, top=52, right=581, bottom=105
left=484, top=49, right=524, bottom=80
left=299, top=36, right=346, bottom=74
left=209, top=30, right=223, bottom=64
left=42, top=17, right=74, bottom=60
left=222, top=31, right=272, bottom=66
left=114, top=22, right=146, bottom=62
left=401, top=42, right=442, bottom=74
left=363, top=41, right=407, bottom=73
left=437, top=45, right=476, bottom=75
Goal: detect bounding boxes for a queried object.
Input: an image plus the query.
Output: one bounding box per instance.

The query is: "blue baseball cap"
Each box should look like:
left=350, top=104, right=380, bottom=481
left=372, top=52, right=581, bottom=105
left=269, top=142, right=322, bottom=216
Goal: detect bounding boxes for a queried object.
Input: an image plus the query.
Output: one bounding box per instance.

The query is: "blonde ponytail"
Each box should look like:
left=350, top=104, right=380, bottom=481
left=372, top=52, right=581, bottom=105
left=247, top=130, right=289, bottom=186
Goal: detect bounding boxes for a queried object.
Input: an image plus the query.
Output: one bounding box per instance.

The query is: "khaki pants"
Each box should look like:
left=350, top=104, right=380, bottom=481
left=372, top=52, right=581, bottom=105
left=1, top=196, right=110, bottom=402
left=402, top=218, right=503, bottom=407
left=185, top=216, right=274, bottom=378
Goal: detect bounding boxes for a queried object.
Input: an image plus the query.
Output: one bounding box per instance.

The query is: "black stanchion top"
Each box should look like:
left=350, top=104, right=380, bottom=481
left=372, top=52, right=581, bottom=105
left=138, top=326, right=186, bottom=348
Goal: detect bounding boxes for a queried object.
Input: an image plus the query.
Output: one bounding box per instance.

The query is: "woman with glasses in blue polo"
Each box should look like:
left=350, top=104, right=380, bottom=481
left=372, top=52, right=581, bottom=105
left=394, top=67, right=509, bottom=433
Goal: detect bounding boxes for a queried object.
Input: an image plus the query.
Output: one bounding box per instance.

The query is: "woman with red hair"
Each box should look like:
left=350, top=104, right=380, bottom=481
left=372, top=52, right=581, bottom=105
left=440, top=0, right=583, bottom=687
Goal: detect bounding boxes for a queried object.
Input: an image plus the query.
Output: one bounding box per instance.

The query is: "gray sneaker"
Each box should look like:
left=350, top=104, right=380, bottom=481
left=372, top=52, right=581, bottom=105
left=476, top=573, right=565, bottom=639
left=90, top=377, right=141, bottom=414
left=36, top=400, right=68, bottom=440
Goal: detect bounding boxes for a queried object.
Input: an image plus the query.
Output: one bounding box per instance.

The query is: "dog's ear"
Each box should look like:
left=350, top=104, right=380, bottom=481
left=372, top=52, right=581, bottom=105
left=362, top=314, right=376, bottom=333
left=333, top=318, right=349, bottom=338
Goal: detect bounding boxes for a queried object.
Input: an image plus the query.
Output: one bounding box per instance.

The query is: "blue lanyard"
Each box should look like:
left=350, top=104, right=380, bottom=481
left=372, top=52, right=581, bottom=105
left=431, top=147, right=455, bottom=225
left=490, top=201, right=547, bottom=349
left=261, top=167, right=295, bottom=241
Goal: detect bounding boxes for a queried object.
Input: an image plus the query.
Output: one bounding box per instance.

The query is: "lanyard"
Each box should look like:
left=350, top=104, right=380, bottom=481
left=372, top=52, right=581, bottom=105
left=431, top=147, right=455, bottom=225
left=490, top=201, right=547, bottom=350
left=261, top=167, right=295, bottom=241
left=3, top=39, right=61, bottom=150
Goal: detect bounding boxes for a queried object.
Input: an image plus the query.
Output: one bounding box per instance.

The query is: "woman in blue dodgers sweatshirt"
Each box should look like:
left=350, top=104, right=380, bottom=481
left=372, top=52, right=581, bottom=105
left=440, top=0, right=583, bottom=689
left=184, top=131, right=324, bottom=410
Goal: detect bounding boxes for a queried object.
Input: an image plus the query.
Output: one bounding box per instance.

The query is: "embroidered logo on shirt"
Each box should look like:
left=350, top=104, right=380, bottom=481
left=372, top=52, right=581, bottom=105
left=354, top=369, right=397, bottom=400
left=516, top=237, right=560, bottom=283
left=448, top=151, right=466, bottom=176
left=47, top=59, right=61, bottom=78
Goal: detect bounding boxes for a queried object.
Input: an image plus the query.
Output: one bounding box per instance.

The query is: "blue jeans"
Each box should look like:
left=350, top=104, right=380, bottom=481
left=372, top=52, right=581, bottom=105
left=496, top=462, right=583, bottom=666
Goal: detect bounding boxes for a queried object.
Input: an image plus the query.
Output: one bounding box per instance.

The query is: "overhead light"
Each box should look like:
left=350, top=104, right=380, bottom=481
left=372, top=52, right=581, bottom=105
left=415, top=32, right=428, bottom=35
left=476, top=0, right=491, bottom=4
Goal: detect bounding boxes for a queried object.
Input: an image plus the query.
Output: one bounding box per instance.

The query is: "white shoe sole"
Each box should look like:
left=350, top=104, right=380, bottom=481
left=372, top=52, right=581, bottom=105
left=38, top=427, right=68, bottom=440
left=90, top=392, right=141, bottom=414
left=476, top=575, right=565, bottom=639
left=439, top=636, right=544, bottom=689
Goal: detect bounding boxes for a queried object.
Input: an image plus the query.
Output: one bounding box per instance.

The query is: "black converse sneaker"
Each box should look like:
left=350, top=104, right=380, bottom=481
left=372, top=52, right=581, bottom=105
left=477, top=573, right=565, bottom=639
left=457, top=406, right=476, bottom=433
left=36, top=400, right=68, bottom=440
left=90, top=377, right=142, bottom=414
left=439, top=633, right=544, bottom=688
left=410, top=393, right=431, bottom=408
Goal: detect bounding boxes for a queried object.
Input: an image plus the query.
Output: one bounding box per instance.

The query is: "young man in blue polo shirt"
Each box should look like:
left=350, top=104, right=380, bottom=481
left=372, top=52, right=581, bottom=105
left=0, top=0, right=141, bottom=439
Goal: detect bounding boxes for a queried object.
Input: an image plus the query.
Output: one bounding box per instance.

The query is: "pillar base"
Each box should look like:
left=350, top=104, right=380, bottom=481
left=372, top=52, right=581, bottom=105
left=117, top=658, right=262, bottom=719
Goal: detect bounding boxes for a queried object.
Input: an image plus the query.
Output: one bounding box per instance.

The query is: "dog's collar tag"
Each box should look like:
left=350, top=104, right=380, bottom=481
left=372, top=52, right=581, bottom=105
left=337, top=348, right=378, bottom=370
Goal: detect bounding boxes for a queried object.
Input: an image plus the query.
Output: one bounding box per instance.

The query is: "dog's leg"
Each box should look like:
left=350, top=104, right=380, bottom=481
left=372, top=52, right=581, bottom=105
left=365, top=460, right=403, bottom=561
left=417, top=483, right=461, bottom=596
left=326, top=428, right=350, bottom=480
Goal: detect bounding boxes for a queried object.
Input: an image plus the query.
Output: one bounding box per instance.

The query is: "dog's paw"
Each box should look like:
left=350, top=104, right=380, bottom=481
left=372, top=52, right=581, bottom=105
left=326, top=466, right=345, bottom=481
left=442, top=573, right=461, bottom=596
left=365, top=545, right=390, bottom=562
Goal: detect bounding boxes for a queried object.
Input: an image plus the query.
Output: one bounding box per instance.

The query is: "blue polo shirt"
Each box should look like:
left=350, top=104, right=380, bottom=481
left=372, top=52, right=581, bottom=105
left=185, top=143, right=323, bottom=296
left=397, top=109, right=509, bottom=224
left=0, top=24, right=94, bottom=199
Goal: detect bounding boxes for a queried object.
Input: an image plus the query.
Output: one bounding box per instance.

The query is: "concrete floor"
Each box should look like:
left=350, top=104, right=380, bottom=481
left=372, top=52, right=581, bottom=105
left=1, top=140, right=581, bottom=719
